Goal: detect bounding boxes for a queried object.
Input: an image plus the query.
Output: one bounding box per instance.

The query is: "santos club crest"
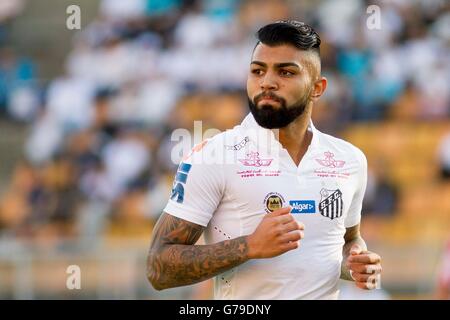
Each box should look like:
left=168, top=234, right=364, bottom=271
left=319, top=189, right=343, bottom=220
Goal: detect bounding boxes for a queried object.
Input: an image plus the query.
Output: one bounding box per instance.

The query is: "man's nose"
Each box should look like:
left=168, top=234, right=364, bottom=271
left=260, top=72, right=278, bottom=91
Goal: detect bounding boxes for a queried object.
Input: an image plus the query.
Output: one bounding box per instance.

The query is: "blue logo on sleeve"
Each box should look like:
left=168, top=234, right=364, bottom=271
left=170, top=162, right=192, bottom=203
left=289, top=200, right=316, bottom=214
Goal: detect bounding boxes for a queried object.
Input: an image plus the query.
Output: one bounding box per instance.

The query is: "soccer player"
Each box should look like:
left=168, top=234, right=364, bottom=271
left=147, top=20, right=382, bottom=299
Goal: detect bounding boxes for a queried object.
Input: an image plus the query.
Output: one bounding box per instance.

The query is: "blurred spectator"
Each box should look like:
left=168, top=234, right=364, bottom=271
left=436, top=239, right=450, bottom=299
left=0, top=160, right=34, bottom=232
left=101, top=128, right=151, bottom=197
left=24, top=111, right=64, bottom=165
left=0, top=46, right=38, bottom=119
left=438, top=131, right=450, bottom=179
left=45, top=75, right=94, bottom=132
left=388, top=80, right=422, bottom=121
left=0, top=0, right=24, bottom=45
left=316, top=0, right=362, bottom=47
left=363, top=161, right=398, bottom=217
left=100, top=0, right=147, bottom=22
left=0, top=0, right=24, bottom=23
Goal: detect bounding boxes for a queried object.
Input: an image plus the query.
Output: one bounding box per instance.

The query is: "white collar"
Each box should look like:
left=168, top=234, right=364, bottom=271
left=240, top=112, right=320, bottom=151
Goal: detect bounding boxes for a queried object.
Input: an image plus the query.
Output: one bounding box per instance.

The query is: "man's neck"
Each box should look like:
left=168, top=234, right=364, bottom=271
left=273, top=105, right=313, bottom=167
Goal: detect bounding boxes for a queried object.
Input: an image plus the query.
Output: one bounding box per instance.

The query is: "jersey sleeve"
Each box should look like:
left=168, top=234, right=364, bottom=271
left=163, top=139, right=225, bottom=227
left=344, top=149, right=368, bottom=228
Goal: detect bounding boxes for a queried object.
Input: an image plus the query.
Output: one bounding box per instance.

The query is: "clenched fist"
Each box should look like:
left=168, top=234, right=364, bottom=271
left=246, top=206, right=305, bottom=259
left=346, top=244, right=382, bottom=290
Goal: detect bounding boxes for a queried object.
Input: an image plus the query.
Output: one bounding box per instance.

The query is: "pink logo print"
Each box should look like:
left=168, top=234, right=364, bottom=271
left=316, top=151, right=345, bottom=168
left=239, top=152, right=273, bottom=167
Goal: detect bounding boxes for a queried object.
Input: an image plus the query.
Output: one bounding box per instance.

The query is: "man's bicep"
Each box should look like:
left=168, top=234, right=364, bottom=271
left=150, top=212, right=205, bottom=247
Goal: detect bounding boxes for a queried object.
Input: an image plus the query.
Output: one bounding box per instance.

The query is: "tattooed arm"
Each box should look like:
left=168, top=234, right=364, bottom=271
left=147, top=207, right=303, bottom=290
left=146, top=212, right=249, bottom=290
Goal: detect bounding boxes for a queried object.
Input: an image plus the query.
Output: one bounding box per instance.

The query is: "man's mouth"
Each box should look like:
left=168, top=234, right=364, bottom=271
left=260, top=96, right=277, bottom=102
left=256, top=93, right=281, bottom=104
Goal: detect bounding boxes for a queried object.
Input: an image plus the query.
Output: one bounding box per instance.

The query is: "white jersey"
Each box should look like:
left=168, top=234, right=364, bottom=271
left=163, top=113, right=367, bottom=300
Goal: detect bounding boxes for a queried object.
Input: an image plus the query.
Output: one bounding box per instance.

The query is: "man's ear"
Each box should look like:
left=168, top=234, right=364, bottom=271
left=311, top=77, right=327, bottom=102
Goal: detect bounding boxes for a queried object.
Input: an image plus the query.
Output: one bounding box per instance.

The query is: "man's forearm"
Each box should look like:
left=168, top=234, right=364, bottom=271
left=341, top=236, right=367, bottom=281
left=147, top=236, right=249, bottom=290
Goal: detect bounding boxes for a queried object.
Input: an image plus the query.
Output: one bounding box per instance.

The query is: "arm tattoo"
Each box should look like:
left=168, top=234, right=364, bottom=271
left=341, top=224, right=367, bottom=281
left=147, top=213, right=249, bottom=290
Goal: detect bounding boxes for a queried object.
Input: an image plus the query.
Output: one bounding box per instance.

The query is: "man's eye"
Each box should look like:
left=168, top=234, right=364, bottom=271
left=280, top=70, right=294, bottom=76
left=251, top=69, right=263, bottom=75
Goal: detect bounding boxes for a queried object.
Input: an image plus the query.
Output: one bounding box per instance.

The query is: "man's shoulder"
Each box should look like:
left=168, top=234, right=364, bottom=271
left=318, top=131, right=367, bottom=166
left=184, top=123, right=247, bottom=165
left=205, top=122, right=249, bottom=149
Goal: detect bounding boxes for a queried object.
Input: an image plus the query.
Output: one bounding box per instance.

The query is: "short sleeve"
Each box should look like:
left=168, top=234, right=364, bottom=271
left=163, top=140, right=225, bottom=227
left=344, top=149, right=368, bottom=228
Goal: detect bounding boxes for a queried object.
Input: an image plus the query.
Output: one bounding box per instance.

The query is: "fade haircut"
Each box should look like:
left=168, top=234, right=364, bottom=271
left=256, top=20, right=321, bottom=57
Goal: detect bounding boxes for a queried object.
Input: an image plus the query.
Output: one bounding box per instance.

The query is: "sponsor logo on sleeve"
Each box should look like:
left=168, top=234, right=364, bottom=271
left=170, top=162, right=192, bottom=204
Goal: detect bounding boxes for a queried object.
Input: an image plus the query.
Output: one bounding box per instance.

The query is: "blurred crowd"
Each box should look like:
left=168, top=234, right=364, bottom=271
left=0, top=0, right=449, bottom=243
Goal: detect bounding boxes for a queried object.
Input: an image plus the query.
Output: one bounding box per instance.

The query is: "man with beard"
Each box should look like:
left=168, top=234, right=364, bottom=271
left=147, top=20, right=382, bottom=299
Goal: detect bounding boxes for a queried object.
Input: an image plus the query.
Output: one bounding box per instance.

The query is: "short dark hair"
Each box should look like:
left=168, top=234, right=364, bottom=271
left=256, top=20, right=321, bottom=56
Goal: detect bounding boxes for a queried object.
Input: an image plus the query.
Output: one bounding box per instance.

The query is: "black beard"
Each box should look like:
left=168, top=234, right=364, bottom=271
left=247, top=94, right=308, bottom=129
